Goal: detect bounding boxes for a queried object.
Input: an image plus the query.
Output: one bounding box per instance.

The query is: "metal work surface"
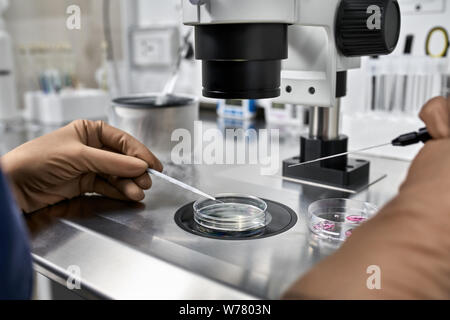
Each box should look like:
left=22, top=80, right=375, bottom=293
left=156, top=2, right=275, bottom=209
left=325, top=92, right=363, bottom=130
left=1, top=115, right=412, bottom=299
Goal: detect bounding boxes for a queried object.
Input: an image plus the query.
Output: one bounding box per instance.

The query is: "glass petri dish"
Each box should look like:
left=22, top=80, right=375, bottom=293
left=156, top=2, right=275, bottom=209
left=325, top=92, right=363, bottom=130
left=308, top=198, right=378, bottom=241
left=193, top=194, right=271, bottom=232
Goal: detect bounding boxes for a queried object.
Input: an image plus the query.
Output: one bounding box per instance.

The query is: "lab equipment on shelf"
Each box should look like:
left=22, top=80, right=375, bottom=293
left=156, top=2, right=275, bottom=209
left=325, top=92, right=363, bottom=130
left=217, top=99, right=257, bottom=120
left=259, top=100, right=309, bottom=137
left=364, top=56, right=448, bottom=115
left=17, top=43, right=78, bottom=94
left=343, top=56, right=449, bottom=161
left=262, top=101, right=307, bottom=127
left=425, top=26, right=449, bottom=58
left=24, top=89, right=109, bottom=125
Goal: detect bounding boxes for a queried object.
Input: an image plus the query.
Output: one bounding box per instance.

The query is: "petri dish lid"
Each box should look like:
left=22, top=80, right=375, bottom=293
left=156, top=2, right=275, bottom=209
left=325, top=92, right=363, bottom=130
left=193, top=193, right=271, bottom=232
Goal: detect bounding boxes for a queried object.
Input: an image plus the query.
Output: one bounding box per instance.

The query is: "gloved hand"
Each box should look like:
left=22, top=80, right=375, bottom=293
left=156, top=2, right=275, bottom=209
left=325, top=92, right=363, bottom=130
left=284, top=96, right=450, bottom=299
left=1, top=120, right=163, bottom=213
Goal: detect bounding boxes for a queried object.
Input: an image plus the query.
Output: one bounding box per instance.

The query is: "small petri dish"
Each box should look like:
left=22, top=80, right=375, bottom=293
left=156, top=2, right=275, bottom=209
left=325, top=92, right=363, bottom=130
left=308, top=198, right=378, bottom=241
left=193, top=194, right=271, bottom=232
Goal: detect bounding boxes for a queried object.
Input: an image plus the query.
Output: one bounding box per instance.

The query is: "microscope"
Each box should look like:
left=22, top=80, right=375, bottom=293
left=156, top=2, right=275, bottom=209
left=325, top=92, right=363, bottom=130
left=183, top=0, right=401, bottom=189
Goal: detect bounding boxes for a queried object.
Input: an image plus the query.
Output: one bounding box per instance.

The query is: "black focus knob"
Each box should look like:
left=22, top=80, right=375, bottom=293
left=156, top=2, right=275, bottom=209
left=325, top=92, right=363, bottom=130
left=336, top=0, right=401, bottom=57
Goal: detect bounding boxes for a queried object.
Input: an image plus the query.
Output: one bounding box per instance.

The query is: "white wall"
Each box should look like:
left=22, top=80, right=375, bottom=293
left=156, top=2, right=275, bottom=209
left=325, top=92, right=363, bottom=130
left=343, top=0, right=450, bottom=115
left=395, top=0, right=450, bottom=56
left=123, top=0, right=203, bottom=97
left=137, top=0, right=181, bottom=26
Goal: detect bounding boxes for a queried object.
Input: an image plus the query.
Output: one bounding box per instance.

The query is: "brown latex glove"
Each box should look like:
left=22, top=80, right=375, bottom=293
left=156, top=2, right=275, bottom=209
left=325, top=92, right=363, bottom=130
left=1, top=120, right=163, bottom=213
left=284, top=97, right=450, bottom=299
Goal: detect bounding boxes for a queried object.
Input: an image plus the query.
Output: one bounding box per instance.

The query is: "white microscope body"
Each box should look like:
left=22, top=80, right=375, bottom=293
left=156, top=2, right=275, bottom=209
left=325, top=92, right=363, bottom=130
left=183, top=0, right=365, bottom=108
left=183, top=0, right=401, bottom=188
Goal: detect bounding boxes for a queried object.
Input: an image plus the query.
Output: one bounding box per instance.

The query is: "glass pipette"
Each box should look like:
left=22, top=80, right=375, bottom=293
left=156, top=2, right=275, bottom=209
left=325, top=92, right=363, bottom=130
left=148, top=168, right=216, bottom=201
left=289, top=128, right=431, bottom=168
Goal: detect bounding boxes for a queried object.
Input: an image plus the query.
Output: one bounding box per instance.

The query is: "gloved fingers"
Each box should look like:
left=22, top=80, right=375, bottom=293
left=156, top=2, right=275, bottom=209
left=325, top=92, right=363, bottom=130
left=94, top=121, right=164, bottom=172
left=100, top=146, right=152, bottom=190
left=134, top=172, right=152, bottom=190
left=82, top=146, right=149, bottom=178
left=79, top=173, right=129, bottom=201
left=81, top=173, right=144, bottom=202
left=419, top=96, right=450, bottom=139
left=105, top=176, right=145, bottom=201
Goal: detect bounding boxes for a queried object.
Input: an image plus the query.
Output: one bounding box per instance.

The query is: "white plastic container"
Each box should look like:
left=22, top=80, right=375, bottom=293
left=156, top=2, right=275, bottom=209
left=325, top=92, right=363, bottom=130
left=24, top=89, right=109, bottom=125
left=109, top=93, right=199, bottom=163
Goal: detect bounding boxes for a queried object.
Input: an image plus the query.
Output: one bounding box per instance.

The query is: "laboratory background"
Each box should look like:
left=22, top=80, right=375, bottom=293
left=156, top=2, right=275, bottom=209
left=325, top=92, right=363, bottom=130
left=0, top=0, right=449, bottom=300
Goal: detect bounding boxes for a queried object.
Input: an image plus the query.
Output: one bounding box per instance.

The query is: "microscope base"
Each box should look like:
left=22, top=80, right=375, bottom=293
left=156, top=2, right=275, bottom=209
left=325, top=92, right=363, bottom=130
left=282, top=135, right=370, bottom=189
left=283, top=157, right=370, bottom=189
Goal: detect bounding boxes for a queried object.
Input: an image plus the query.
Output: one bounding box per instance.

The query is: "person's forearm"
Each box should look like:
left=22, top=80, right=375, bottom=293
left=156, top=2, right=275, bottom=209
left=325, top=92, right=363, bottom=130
left=284, top=193, right=450, bottom=299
